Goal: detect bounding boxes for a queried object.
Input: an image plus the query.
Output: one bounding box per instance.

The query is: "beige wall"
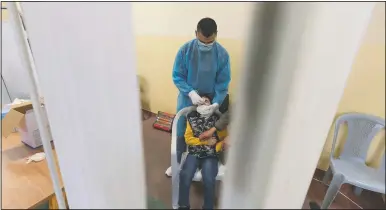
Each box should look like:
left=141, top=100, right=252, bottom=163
left=317, top=2, right=385, bottom=170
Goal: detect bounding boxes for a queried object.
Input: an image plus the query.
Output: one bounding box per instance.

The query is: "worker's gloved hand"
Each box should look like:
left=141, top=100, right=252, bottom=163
left=189, top=91, right=205, bottom=105
left=207, top=103, right=219, bottom=115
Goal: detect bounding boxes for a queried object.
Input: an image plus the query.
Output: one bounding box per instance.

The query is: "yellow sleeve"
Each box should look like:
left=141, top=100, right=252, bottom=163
left=185, top=121, right=208, bottom=146
left=215, top=129, right=228, bottom=152
left=215, top=141, right=224, bottom=152
left=217, top=129, right=228, bottom=140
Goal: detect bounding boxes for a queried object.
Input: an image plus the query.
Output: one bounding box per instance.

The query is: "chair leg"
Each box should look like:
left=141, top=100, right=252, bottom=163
left=321, top=174, right=345, bottom=209
left=171, top=172, right=179, bottom=209
left=171, top=154, right=180, bottom=209
left=353, top=186, right=363, bottom=196
left=322, top=167, right=332, bottom=185
left=172, top=153, right=188, bottom=209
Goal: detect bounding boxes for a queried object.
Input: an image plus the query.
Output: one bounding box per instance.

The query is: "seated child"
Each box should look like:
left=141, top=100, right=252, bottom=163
left=178, top=95, right=227, bottom=210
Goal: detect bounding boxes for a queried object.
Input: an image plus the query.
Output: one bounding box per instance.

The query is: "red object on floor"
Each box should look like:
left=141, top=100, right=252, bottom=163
left=153, top=111, right=175, bottom=132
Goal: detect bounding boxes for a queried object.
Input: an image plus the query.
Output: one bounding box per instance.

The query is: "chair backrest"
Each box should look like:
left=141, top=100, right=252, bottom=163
left=332, top=113, right=385, bottom=165
left=171, top=106, right=197, bottom=155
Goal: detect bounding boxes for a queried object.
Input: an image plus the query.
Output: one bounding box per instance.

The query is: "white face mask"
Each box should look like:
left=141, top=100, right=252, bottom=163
left=197, top=105, right=212, bottom=118
left=197, top=40, right=214, bottom=52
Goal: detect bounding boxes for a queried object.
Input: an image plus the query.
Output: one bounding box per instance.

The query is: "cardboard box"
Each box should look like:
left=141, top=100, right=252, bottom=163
left=2, top=102, right=53, bottom=148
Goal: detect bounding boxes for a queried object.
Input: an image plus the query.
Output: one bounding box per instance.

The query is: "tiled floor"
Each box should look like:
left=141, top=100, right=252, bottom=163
left=306, top=170, right=386, bottom=209
left=141, top=114, right=385, bottom=209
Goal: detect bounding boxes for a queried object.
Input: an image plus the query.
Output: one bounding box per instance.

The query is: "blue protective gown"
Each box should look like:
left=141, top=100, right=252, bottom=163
left=172, top=39, right=231, bottom=137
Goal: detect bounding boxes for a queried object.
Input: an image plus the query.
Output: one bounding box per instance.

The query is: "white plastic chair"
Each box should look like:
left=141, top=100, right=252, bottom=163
left=171, top=106, right=226, bottom=209
left=321, top=113, right=385, bottom=209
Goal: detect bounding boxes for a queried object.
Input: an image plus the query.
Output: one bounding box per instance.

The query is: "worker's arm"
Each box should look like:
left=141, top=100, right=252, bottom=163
left=172, top=45, right=194, bottom=96
left=212, top=51, right=231, bottom=105
left=185, top=121, right=209, bottom=146
left=215, top=110, right=230, bottom=131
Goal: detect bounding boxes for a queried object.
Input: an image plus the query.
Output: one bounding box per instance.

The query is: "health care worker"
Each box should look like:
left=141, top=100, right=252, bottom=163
left=165, top=17, right=231, bottom=176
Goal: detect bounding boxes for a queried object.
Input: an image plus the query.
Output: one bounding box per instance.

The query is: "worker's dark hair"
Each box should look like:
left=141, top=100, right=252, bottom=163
left=197, top=17, right=217, bottom=38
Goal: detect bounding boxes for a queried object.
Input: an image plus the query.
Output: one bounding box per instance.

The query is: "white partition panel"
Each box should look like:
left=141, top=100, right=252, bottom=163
left=1, top=5, right=31, bottom=100
left=7, top=2, right=66, bottom=208
left=20, top=2, right=146, bottom=208
left=220, top=2, right=375, bottom=209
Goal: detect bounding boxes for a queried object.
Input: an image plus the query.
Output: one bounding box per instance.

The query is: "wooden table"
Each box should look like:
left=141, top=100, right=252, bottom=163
left=2, top=133, right=63, bottom=209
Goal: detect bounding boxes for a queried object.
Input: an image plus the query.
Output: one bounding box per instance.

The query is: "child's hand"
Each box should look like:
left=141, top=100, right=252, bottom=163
left=199, top=127, right=216, bottom=140
left=207, top=138, right=217, bottom=146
